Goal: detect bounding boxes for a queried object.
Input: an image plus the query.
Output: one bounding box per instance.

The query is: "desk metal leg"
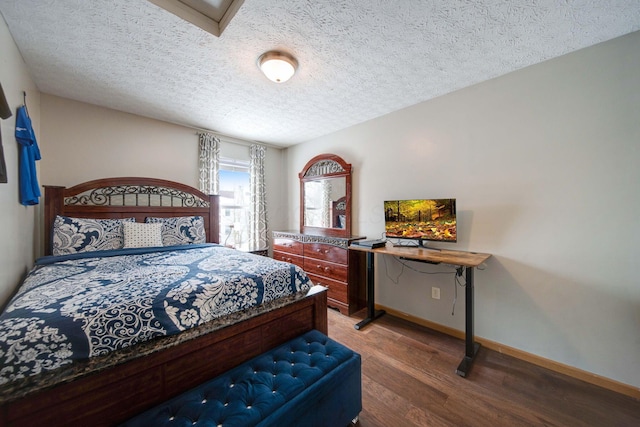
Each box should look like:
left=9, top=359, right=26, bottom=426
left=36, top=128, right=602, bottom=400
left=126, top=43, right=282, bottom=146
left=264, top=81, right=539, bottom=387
left=355, top=251, right=385, bottom=330
left=455, top=266, right=481, bottom=377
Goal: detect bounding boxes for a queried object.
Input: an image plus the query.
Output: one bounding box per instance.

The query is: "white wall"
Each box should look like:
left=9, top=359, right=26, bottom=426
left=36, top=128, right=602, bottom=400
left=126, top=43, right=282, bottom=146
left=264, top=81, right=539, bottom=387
left=286, top=31, right=640, bottom=388
left=39, top=94, right=286, bottom=250
left=0, top=16, right=41, bottom=307
left=40, top=95, right=202, bottom=187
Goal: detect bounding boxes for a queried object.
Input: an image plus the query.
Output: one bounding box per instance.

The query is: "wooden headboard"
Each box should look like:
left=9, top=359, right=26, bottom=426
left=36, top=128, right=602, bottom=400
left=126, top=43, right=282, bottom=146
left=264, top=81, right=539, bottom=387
left=44, top=177, right=220, bottom=255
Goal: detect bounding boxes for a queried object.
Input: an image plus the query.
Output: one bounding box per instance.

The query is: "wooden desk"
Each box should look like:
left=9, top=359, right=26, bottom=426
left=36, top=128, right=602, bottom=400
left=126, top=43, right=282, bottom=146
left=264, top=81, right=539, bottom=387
left=349, top=243, right=491, bottom=377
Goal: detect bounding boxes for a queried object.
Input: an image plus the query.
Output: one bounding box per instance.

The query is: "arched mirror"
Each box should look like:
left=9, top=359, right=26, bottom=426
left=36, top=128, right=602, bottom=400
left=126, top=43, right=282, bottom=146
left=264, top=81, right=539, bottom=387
left=299, top=153, right=351, bottom=237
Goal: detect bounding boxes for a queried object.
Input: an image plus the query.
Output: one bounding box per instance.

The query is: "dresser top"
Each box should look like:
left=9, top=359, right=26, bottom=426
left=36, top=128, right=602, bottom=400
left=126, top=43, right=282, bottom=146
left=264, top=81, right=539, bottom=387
left=273, top=231, right=365, bottom=248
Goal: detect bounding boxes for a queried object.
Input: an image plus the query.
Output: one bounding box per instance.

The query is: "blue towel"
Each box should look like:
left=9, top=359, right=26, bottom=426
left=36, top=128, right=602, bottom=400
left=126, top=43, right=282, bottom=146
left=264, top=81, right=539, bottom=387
left=15, top=105, right=41, bottom=205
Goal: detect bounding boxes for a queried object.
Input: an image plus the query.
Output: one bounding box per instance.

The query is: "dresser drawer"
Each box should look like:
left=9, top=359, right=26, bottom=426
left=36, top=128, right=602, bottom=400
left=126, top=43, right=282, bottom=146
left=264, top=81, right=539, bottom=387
left=307, top=273, right=347, bottom=304
left=272, top=230, right=367, bottom=316
left=273, top=238, right=303, bottom=256
left=304, top=243, right=347, bottom=264
left=303, top=258, right=347, bottom=283
left=273, top=251, right=304, bottom=269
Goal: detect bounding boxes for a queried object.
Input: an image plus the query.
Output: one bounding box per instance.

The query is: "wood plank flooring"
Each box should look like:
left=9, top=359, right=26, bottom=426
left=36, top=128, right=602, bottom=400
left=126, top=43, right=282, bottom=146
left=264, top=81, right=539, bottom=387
left=327, top=309, right=640, bottom=427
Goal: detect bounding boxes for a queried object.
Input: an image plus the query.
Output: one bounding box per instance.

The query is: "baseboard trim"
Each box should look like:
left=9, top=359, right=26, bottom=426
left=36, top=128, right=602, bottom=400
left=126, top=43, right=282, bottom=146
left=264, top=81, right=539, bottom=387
left=377, top=304, right=640, bottom=400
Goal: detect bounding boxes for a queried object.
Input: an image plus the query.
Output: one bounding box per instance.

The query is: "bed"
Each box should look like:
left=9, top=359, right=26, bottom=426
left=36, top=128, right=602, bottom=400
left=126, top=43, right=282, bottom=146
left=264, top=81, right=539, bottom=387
left=0, top=177, right=327, bottom=427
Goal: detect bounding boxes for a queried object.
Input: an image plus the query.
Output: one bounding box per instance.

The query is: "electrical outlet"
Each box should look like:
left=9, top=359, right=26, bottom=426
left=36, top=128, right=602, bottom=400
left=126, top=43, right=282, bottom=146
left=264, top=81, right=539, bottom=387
left=431, top=287, right=440, bottom=300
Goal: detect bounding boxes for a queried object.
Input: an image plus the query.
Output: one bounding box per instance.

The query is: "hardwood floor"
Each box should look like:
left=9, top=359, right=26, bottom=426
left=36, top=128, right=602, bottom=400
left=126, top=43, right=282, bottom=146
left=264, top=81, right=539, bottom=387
left=327, top=309, right=640, bottom=427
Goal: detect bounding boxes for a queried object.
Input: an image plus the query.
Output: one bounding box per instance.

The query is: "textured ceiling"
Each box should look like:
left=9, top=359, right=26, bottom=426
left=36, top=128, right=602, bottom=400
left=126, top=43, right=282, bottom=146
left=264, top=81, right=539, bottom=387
left=1, top=0, right=639, bottom=147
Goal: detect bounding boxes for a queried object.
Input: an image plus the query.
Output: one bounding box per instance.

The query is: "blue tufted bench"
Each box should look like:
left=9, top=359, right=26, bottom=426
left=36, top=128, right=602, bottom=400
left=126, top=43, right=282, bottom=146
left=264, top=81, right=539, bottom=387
left=120, top=330, right=362, bottom=427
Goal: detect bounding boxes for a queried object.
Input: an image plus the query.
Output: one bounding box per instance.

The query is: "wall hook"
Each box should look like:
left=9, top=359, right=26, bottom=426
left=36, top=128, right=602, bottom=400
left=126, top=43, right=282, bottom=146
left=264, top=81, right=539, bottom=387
left=22, top=91, right=29, bottom=116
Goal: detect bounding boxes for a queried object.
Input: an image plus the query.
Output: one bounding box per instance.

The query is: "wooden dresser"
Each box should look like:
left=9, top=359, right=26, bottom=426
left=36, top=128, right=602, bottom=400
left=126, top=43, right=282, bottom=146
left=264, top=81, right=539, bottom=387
left=273, top=231, right=366, bottom=315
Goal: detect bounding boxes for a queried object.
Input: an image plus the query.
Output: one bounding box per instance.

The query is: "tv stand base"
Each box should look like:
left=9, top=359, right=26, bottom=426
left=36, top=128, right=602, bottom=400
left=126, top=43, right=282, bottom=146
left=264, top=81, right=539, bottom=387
left=418, top=238, right=442, bottom=251
left=391, top=240, right=442, bottom=251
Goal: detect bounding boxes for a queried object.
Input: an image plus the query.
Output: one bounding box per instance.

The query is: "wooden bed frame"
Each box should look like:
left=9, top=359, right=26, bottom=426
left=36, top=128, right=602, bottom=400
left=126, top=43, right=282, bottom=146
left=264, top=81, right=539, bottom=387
left=0, top=177, right=327, bottom=427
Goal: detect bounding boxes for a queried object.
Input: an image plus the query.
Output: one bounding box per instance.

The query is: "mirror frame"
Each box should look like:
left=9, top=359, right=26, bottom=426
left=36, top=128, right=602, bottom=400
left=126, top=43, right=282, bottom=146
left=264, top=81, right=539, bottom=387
left=299, top=153, right=352, bottom=237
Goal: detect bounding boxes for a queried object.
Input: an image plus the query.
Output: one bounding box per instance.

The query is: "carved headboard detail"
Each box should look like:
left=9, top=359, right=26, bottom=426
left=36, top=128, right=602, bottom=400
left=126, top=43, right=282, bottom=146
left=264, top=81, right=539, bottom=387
left=44, top=177, right=220, bottom=255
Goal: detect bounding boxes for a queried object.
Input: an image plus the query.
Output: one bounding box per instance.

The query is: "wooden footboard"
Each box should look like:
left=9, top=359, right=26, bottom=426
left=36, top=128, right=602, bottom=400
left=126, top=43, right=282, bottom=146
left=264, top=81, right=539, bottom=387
left=0, top=287, right=327, bottom=427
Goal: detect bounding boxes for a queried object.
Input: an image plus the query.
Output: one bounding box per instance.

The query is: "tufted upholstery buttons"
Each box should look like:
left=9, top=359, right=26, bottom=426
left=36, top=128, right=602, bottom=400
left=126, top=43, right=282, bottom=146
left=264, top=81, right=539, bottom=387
left=120, top=330, right=360, bottom=427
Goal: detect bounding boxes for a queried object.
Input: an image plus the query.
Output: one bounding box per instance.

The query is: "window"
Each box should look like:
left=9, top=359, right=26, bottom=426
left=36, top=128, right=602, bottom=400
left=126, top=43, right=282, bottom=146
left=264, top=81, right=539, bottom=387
left=218, top=158, right=251, bottom=250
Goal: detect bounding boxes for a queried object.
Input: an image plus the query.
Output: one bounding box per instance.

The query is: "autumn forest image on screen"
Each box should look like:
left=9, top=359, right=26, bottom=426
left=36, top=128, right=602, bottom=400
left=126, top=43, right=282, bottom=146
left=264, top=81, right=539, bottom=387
left=384, top=199, right=457, bottom=242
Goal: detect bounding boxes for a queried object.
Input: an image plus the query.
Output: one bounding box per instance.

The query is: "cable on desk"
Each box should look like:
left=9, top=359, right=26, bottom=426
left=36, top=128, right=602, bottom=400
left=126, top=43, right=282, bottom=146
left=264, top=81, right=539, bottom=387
left=451, top=267, right=467, bottom=316
left=382, top=254, right=406, bottom=284
left=394, top=256, right=456, bottom=275
left=382, top=253, right=468, bottom=317
left=382, top=254, right=456, bottom=284
left=383, top=255, right=458, bottom=310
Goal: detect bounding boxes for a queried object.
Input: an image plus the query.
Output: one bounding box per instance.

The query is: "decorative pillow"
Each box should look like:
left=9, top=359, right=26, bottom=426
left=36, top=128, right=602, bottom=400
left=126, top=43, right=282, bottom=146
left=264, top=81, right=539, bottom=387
left=145, top=216, right=206, bottom=246
left=123, top=222, right=163, bottom=248
left=52, top=216, right=135, bottom=256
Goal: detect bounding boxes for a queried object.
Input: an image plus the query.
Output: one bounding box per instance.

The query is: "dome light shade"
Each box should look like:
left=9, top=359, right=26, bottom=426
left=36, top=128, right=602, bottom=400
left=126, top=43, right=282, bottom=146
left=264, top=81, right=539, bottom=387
left=258, top=51, right=298, bottom=83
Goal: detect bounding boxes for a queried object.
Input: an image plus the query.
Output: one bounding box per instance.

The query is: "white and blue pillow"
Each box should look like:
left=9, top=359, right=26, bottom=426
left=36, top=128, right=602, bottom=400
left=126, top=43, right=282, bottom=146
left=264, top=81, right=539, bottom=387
left=123, top=222, right=163, bottom=248
left=145, top=216, right=206, bottom=246
left=52, top=215, right=135, bottom=256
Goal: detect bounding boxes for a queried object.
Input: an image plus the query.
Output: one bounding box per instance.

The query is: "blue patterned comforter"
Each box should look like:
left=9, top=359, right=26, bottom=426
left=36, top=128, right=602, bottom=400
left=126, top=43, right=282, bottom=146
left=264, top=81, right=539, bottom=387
left=0, top=244, right=311, bottom=385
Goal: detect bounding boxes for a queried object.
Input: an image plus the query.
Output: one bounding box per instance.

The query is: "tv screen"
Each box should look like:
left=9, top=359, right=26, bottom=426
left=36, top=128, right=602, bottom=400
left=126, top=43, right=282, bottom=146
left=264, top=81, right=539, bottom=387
left=384, top=199, right=457, bottom=245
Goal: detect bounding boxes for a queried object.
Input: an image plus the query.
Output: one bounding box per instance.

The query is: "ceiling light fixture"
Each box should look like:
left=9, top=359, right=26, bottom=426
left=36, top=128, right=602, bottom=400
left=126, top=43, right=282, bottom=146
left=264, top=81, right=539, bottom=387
left=258, top=51, right=298, bottom=83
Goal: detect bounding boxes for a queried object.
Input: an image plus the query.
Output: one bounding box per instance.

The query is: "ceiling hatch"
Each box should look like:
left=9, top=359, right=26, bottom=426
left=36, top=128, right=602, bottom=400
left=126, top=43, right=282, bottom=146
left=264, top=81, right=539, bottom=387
left=148, top=0, right=244, bottom=36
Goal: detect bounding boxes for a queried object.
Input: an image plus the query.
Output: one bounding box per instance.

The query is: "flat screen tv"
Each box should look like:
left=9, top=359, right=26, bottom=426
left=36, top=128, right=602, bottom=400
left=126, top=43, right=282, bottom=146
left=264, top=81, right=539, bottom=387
left=384, top=198, right=457, bottom=247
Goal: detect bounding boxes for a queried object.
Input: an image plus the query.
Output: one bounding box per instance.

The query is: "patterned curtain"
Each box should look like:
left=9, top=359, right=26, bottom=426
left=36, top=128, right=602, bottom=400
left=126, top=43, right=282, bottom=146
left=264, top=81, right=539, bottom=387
left=249, top=144, right=268, bottom=251
left=321, top=179, right=332, bottom=228
left=198, top=132, right=219, bottom=195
